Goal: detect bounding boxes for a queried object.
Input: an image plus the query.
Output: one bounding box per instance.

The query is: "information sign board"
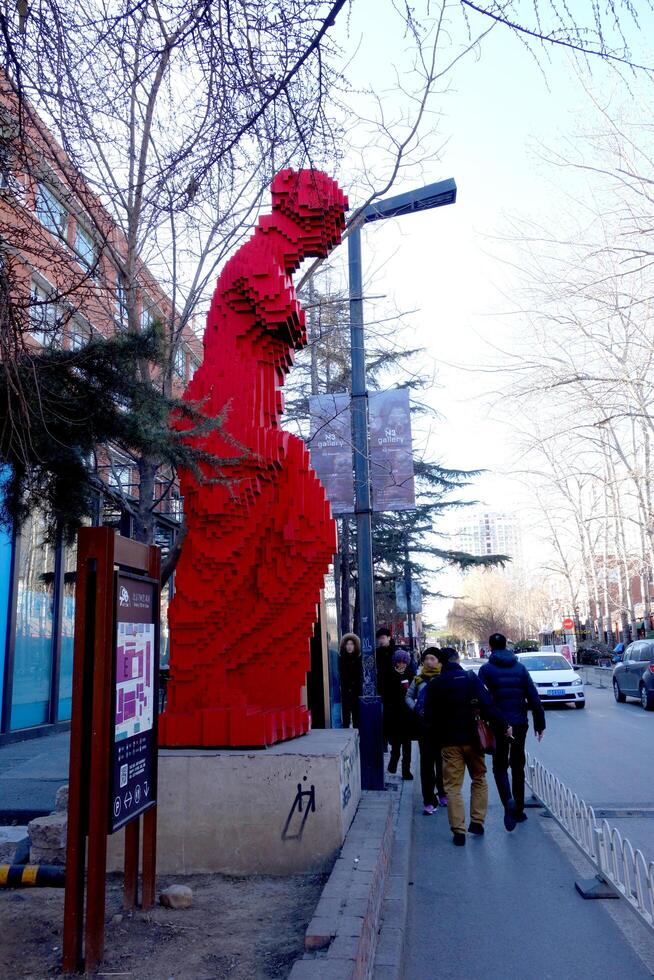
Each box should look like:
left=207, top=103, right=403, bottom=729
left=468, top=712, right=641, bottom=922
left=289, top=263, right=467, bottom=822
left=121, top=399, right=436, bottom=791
left=109, top=573, right=159, bottom=833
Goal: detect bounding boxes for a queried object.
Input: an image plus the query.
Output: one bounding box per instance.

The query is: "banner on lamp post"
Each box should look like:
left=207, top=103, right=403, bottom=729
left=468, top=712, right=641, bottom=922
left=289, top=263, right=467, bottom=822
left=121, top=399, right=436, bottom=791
left=308, top=393, right=354, bottom=514
left=308, top=387, right=416, bottom=515
left=369, top=389, right=415, bottom=512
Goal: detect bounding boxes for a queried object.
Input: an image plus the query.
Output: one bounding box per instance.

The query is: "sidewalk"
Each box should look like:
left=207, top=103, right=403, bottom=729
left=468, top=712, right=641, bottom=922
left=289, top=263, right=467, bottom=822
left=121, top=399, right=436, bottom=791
left=404, top=784, right=654, bottom=979
left=0, top=730, right=70, bottom=821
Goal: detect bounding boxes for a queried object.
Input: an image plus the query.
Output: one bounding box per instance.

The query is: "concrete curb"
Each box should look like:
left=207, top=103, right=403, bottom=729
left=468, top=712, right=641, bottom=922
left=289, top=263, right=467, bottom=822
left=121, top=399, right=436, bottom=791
left=290, top=791, right=396, bottom=979
left=372, top=756, right=416, bottom=979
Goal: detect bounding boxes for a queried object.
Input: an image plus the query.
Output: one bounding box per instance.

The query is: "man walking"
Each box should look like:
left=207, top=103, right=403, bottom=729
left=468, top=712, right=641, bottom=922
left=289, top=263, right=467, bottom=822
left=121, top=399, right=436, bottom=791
left=424, top=648, right=510, bottom=846
left=479, top=633, right=545, bottom=831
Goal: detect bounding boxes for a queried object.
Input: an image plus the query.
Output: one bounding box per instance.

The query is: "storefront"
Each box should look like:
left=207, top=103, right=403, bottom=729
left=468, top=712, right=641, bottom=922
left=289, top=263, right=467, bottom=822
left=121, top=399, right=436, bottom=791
left=0, top=505, right=177, bottom=744
left=0, top=510, right=76, bottom=740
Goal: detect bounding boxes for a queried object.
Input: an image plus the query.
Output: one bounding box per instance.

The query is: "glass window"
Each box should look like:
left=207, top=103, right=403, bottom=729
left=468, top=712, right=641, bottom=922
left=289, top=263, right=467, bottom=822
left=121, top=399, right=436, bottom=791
left=36, top=182, right=67, bottom=236
left=75, top=223, right=96, bottom=271
left=518, top=655, right=572, bottom=672
left=107, top=460, right=132, bottom=493
left=69, top=319, right=89, bottom=351
left=57, top=538, right=77, bottom=721
left=173, top=345, right=186, bottom=381
left=141, top=300, right=154, bottom=331
left=29, top=280, right=62, bottom=347
left=11, top=511, right=55, bottom=729
left=115, top=271, right=128, bottom=328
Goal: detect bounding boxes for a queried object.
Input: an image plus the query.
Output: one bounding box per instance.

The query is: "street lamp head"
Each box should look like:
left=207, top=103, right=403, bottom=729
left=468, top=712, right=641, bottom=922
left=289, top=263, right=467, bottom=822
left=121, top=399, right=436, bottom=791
left=362, top=177, right=456, bottom=224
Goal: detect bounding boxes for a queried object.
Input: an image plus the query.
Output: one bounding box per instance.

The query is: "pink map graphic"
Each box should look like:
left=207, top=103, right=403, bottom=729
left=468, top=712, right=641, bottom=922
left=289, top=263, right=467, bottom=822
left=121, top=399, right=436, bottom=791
left=115, top=622, right=155, bottom=739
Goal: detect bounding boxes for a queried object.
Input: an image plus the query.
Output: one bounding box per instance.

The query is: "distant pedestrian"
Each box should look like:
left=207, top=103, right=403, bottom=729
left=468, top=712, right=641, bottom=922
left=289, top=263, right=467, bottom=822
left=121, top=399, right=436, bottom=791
left=424, top=647, right=510, bottom=846
left=406, top=647, right=447, bottom=814
left=384, top=649, right=415, bottom=779
left=479, top=633, right=545, bottom=831
left=375, top=627, right=396, bottom=698
left=339, top=633, right=362, bottom=729
left=479, top=647, right=486, bottom=660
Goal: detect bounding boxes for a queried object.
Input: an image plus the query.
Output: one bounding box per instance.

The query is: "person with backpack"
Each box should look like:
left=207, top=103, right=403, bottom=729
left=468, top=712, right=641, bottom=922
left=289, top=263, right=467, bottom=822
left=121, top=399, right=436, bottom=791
left=478, top=633, right=545, bottom=831
left=424, top=647, right=511, bottom=846
left=406, top=647, right=447, bottom=814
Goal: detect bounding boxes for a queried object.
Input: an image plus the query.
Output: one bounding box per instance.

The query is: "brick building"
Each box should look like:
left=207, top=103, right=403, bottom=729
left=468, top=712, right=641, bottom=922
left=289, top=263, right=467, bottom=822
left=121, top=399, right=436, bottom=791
left=0, top=75, right=199, bottom=741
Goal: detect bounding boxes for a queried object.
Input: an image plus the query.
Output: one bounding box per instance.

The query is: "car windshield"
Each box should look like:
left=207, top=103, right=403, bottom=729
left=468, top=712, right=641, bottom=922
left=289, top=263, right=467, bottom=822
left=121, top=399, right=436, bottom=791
left=519, top=656, right=572, bottom=672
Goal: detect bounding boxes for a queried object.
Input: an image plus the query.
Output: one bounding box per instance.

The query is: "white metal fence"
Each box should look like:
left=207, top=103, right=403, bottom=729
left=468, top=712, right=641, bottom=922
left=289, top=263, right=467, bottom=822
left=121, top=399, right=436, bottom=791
left=526, top=753, right=654, bottom=930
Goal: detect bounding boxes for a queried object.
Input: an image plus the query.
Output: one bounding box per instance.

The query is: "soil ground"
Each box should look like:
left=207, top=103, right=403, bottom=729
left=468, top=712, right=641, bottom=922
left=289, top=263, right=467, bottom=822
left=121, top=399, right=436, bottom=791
left=0, top=871, right=325, bottom=979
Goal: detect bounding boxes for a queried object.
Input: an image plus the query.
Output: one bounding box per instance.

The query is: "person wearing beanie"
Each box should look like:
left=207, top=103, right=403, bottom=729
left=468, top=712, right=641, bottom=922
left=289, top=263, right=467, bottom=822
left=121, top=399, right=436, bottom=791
left=338, top=633, right=362, bottom=729
left=375, top=626, right=396, bottom=699
left=406, top=648, right=447, bottom=813
left=479, top=632, right=545, bottom=831
left=383, top=648, right=415, bottom=779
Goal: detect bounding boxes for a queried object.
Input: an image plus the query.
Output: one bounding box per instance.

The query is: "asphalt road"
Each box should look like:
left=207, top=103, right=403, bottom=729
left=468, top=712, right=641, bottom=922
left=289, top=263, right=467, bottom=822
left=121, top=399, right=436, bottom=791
left=525, top=676, right=654, bottom=862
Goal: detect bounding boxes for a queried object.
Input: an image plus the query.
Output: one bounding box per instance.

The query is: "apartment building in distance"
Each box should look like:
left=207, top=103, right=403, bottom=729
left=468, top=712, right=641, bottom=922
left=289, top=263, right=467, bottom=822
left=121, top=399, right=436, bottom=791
left=455, top=509, right=523, bottom=565
left=0, top=74, right=200, bottom=742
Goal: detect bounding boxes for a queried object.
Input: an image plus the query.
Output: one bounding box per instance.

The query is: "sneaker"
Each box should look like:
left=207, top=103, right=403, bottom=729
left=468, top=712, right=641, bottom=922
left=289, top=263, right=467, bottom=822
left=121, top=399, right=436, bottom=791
left=515, top=811, right=528, bottom=823
left=423, top=804, right=435, bottom=815
left=468, top=821, right=484, bottom=836
left=504, top=799, right=517, bottom=832
left=452, top=832, right=466, bottom=846
left=402, top=772, right=414, bottom=781
left=387, top=760, right=398, bottom=774
left=438, top=795, right=448, bottom=807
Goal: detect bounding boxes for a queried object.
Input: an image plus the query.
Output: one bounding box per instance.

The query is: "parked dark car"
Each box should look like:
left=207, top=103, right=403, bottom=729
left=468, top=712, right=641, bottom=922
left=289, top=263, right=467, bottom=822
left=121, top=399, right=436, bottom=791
left=612, top=641, right=654, bottom=710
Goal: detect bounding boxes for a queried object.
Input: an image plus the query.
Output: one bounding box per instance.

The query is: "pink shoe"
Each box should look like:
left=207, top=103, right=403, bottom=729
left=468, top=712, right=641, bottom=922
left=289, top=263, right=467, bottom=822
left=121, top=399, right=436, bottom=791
left=423, top=804, right=435, bottom=815
left=438, top=795, right=448, bottom=807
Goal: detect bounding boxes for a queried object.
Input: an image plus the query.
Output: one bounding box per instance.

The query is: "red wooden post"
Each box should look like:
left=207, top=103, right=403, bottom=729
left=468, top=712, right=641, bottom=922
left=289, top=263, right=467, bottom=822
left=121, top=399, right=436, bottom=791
left=62, top=529, right=161, bottom=973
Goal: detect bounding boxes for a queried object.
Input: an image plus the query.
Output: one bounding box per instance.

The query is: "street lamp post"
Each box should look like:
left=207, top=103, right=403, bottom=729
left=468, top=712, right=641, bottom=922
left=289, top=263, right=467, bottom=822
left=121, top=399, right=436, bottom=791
left=348, top=177, right=457, bottom=790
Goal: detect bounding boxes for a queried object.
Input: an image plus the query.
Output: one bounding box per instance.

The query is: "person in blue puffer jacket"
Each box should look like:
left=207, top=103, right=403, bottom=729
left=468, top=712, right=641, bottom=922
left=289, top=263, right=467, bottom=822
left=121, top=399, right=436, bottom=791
left=478, top=633, right=546, bottom=831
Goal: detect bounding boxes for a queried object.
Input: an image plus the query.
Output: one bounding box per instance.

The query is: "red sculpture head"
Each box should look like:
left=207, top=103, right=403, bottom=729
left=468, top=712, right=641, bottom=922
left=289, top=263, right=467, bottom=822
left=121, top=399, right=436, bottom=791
left=270, top=169, right=348, bottom=265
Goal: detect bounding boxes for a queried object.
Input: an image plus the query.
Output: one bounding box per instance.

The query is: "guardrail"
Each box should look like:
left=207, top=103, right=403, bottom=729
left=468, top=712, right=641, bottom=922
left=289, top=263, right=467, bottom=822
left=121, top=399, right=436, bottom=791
left=577, top=665, right=613, bottom=689
left=526, top=753, right=654, bottom=930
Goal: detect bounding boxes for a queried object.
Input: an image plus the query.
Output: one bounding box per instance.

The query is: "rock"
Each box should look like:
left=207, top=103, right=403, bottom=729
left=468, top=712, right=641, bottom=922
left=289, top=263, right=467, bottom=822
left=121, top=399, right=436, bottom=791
left=111, top=913, right=123, bottom=924
left=159, top=884, right=193, bottom=910
left=28, top=811, right=67, bottom=865
left=0, top=826, right=29, bottom=863
left=55, top=785, right=69, bottom=812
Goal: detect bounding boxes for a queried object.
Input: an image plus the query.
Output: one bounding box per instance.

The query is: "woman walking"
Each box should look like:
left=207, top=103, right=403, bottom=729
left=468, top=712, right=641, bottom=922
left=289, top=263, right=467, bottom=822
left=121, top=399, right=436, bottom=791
left=406, top=648, right=447, bottom=814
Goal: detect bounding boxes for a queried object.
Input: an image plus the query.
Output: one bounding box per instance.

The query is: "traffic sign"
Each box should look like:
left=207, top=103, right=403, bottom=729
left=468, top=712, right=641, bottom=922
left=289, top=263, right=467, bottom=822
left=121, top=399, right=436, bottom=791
left=562, top=618, right=574, bottom=631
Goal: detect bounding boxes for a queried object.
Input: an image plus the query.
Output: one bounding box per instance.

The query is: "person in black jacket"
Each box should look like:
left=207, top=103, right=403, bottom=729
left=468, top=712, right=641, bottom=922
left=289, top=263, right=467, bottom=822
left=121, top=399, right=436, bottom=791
left=339, top=633, right=362, bottom=729
left=383, top=649, right=415, bottom=779
left=375, top=627, right=396, bottom=699
left=478, top=633, right=545, bottom=831
left=424, top=647, right=510, bottom=846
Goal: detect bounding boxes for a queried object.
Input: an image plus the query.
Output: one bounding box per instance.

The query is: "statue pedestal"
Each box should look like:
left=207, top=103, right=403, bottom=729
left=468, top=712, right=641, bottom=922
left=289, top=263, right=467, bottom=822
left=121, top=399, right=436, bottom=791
left=108, top=729, right=360, bottom=876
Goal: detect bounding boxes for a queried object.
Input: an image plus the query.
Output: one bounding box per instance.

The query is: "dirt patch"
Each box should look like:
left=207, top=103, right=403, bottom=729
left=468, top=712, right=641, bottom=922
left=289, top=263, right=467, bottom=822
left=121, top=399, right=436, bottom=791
left=0, top=871, right=326, bottom=978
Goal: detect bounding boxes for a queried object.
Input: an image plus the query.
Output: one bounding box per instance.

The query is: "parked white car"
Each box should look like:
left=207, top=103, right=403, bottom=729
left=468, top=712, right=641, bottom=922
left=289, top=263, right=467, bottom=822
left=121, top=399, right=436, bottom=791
left=516, top=653, right=586, bottom=709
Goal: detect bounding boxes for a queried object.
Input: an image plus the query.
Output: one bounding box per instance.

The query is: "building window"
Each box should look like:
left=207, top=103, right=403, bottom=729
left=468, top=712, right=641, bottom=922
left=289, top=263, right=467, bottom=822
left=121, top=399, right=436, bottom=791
left=35, top=182, right=67, bottom=237
left=74, top=223, right=96, bottom=272
left=69, top=319, right=90, bottom=351
left=188, top=357, right=199, bottom=381
left=173, top=345, right=187, bottom=381
left=115, top=272, right=128, bottom=328
left=29, top=280, right=62, bottom=347
left=141, top=299, right=155, bottom=331
left=107, top=460, right=132, bottom=494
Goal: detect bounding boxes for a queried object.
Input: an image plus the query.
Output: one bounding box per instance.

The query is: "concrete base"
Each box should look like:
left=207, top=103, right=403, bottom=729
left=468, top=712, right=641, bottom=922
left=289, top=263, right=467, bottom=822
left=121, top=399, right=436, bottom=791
left=108, top=729, right=360, bottom=876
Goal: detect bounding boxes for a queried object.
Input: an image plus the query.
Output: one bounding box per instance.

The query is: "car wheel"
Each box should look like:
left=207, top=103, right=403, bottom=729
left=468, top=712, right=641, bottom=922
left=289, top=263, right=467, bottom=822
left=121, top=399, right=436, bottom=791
left=575, top=701, right=586, bottom=709
left=640, top=685, right=654, bottom=711
left=613, top=680, right=626, bottom=703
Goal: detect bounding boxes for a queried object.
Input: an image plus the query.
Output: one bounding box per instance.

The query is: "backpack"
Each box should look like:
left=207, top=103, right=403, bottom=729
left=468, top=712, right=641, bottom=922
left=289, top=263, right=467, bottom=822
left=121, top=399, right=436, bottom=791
left=415, top=680, right=429, bottom=719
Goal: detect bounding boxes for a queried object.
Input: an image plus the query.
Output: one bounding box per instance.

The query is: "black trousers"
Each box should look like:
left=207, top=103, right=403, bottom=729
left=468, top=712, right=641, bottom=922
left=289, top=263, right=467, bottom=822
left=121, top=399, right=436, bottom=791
left=389, top=737, right=412, bottom=775
left=342, top=695, right=360, bottom=729
left=492, top=723, right=529, bottom=812
left=418, top=736, right=445, bottom=805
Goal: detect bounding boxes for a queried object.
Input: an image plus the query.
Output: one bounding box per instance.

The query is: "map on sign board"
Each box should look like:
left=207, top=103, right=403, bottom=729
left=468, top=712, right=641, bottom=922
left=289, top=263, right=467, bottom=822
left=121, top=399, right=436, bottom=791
left=115, top=622, right=155, bottom=740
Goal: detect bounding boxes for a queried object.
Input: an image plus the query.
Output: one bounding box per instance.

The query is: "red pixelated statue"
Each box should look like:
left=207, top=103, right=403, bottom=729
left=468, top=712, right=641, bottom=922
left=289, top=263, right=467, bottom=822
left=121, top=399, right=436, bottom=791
left=159, top=169, right=348, bottom=747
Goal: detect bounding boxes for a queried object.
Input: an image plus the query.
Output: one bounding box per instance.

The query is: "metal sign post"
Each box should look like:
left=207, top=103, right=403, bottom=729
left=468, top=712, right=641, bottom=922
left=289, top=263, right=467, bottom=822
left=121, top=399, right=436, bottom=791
left=63, top=528, right=160, bottom=974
